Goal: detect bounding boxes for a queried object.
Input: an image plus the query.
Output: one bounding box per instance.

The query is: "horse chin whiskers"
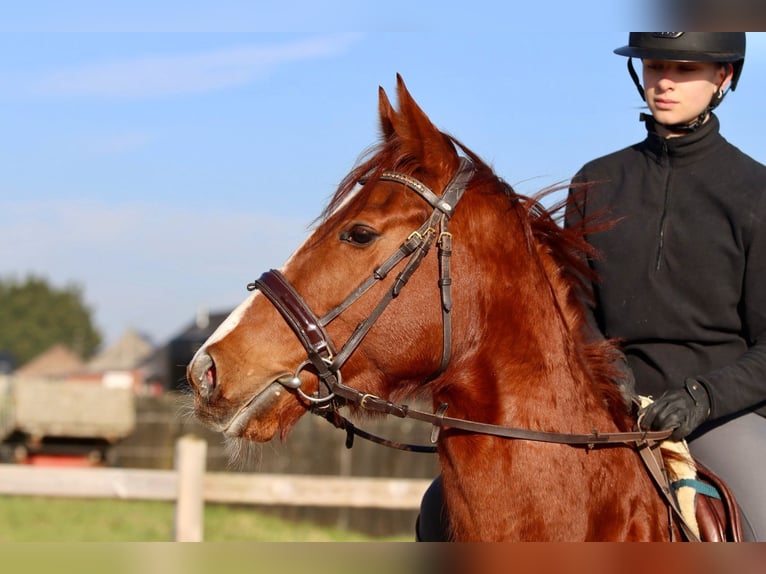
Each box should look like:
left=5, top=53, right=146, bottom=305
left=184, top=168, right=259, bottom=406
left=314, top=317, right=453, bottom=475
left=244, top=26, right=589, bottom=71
left=223, top=435, right=264, bottom=470
left=175, top=389, right=199, bottom=422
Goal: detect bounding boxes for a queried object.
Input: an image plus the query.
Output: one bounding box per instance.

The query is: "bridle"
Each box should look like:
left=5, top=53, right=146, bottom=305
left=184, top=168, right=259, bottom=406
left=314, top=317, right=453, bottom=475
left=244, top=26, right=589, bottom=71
left=250, top=156, right=474, bottom=409
left=247, top=156, right=699, bottom=540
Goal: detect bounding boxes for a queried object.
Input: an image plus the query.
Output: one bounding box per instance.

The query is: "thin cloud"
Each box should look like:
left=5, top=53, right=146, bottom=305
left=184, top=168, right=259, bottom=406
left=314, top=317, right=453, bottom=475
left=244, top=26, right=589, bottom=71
left=0, top=198, right=309, bottom=345
left=29, top=34, right=361, bottom=99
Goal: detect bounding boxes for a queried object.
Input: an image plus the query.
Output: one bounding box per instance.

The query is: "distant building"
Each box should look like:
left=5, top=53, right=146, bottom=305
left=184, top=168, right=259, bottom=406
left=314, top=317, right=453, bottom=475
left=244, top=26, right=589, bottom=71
left=140, top=309, right=230, bottom=393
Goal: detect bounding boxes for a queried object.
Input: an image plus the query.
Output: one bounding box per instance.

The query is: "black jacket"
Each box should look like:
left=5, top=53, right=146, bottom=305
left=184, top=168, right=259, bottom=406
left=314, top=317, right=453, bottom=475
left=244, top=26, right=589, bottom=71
left=569, top=114, right=766, bottom=421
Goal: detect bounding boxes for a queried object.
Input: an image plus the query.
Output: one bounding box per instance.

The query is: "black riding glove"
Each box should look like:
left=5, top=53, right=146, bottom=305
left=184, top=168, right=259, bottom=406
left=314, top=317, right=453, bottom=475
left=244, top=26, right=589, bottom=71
left=640, top=378, right=711, bottom=441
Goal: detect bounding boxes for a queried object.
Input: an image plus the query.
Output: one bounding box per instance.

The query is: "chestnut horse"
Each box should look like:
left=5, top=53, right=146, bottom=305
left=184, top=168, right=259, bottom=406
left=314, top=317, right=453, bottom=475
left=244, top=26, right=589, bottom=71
left=187, top=76, right=678, bottom=541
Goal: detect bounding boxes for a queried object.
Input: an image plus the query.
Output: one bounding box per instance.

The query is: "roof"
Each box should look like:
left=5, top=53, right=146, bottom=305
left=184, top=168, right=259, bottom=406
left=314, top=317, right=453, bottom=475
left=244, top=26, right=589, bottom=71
left=16, top=344, right=85, bottom=378
left=87, top=328, right=154, bottom=372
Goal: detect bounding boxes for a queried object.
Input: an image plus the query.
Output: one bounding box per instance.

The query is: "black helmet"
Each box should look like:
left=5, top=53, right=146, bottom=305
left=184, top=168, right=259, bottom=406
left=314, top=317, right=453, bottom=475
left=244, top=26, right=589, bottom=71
left=615, top=32, right=746, bottom=90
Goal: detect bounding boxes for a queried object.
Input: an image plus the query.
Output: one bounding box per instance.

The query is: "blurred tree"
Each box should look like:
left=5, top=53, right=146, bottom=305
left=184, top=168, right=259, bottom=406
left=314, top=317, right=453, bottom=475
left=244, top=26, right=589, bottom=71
left=0, top=275, right=102, bottom=366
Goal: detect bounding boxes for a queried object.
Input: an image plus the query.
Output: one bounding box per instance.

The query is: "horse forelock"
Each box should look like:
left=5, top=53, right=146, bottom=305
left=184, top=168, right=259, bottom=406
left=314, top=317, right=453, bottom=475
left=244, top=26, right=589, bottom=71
left=319, top=140, right=425, bottom=224
left=321, top=132, right=489, bottom=222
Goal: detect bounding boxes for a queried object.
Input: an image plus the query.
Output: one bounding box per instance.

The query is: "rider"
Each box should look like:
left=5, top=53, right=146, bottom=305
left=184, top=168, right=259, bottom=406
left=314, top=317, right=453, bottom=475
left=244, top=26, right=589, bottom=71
left=568, top=32, right=766, bottom=542
left=416, top=32, right=766, bottom=542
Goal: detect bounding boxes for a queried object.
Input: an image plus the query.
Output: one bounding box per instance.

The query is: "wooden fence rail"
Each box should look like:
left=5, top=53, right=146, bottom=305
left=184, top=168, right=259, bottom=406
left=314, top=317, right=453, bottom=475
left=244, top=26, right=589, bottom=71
left=0, top=435, right=431, bottom=541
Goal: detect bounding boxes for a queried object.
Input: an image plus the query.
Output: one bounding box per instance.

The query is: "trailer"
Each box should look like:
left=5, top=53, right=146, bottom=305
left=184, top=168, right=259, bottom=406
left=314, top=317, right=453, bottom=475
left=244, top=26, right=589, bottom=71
left=0, top=375, right=136, bottom=466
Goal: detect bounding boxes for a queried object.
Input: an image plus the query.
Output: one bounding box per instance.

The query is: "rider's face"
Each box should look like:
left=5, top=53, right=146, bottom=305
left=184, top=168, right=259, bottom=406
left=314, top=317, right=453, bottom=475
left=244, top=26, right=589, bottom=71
left=641, top=59, right=731, bottom=135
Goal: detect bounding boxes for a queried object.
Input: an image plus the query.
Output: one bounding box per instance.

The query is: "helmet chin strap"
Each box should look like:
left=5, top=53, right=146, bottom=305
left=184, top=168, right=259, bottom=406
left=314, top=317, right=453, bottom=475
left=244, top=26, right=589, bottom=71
left=628, top=57, right=729, bottom=134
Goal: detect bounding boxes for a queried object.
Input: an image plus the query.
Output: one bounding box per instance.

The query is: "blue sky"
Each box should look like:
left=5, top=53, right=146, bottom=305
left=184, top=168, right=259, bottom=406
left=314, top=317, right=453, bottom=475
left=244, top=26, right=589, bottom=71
left=2, top=7, right=765, bottom=349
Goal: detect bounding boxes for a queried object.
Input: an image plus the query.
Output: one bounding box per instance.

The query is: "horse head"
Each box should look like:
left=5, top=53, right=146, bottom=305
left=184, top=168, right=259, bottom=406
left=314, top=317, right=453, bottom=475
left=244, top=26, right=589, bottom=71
left=187, top=75, right=498, bottom=442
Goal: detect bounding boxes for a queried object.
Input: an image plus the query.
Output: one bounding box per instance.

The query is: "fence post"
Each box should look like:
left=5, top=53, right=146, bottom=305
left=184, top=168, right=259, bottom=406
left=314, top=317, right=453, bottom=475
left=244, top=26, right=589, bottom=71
left=173, top=434, right=207, bottom=542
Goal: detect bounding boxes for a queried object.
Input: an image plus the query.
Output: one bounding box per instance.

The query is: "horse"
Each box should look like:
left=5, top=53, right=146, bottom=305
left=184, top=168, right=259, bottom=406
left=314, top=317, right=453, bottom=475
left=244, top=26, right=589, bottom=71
left=186, top=75, right=684, bottom=541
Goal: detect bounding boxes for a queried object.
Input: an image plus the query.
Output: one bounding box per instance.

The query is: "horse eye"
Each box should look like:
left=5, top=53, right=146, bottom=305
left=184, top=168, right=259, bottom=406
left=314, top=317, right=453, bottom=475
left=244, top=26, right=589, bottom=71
left=340, top=224, right=379, bottom=246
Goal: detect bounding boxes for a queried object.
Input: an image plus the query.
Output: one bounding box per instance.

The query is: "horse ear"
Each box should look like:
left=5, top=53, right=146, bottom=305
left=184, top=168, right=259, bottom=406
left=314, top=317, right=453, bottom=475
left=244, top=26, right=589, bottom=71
left=394, top=74, right=458, bottom=174
left=378, top=85, right=397, bottom=140
left=395, top=74, right=430, bottom=136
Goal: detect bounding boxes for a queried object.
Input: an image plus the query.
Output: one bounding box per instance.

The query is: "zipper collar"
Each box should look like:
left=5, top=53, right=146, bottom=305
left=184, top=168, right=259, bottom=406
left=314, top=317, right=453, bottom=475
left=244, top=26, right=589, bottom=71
left=642, top=113, right=722, bottom=166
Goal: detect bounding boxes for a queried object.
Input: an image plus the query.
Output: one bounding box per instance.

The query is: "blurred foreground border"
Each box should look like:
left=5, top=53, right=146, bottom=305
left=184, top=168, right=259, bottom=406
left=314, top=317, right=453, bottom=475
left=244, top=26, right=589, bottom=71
left=1, top=542, right=765, bottom=574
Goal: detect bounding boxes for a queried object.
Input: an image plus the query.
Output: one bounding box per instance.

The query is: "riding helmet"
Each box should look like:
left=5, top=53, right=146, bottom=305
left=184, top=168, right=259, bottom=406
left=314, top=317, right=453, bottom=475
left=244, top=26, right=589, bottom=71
left=614, top=32, right=746, bottom=90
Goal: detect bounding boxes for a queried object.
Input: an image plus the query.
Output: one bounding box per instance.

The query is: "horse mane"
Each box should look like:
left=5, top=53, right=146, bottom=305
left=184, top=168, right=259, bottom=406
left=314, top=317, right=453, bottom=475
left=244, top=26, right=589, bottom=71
left=322, top=130, right=632, bottom=428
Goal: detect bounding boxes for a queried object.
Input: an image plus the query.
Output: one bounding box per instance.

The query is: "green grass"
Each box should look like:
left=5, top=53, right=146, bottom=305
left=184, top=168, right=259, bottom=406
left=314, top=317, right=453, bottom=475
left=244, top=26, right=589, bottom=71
left=0, top=496, right=410, bottom=542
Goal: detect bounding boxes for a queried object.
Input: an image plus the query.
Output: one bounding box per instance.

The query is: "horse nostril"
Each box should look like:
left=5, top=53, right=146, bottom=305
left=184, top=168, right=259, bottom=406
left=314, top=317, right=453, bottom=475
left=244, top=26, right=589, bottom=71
left=204, top=363, right=216, bottom=388
left=189, top=352, right=217, bottom=398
